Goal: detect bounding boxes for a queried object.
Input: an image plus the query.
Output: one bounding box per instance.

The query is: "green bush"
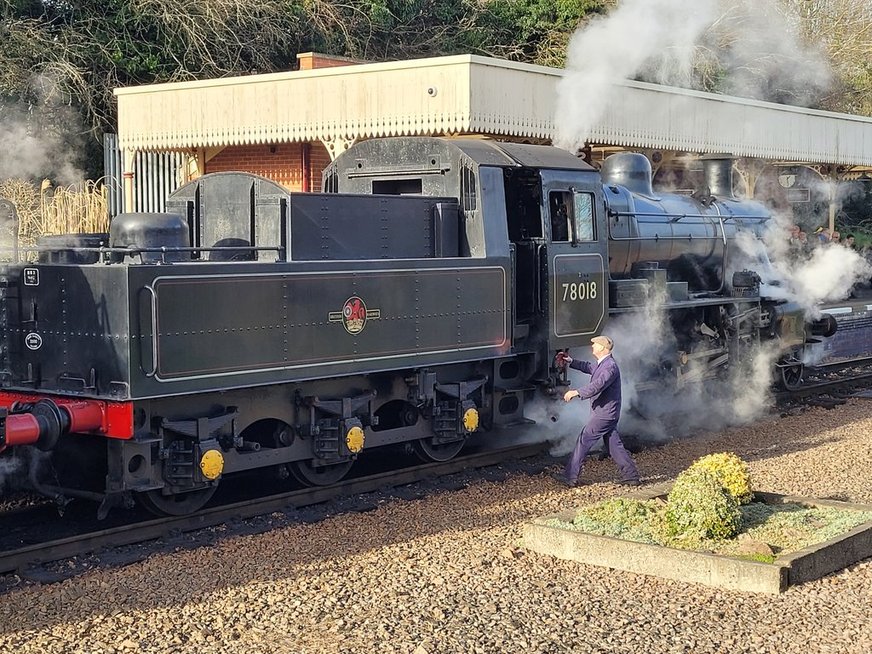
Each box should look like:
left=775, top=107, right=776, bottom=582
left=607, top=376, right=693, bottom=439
left=687, top=452, right=753, bottom=505
left=666, top=468, right=741, bottom=541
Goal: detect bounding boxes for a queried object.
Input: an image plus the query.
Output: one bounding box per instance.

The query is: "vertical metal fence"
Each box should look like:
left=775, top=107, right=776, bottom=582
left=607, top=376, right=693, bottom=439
left=103, top=134, right=184, bottom=217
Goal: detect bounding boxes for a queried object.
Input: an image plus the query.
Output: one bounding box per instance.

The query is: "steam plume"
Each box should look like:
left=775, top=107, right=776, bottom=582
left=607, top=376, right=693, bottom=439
left=525, top=284, right=780, bottom=456
left=555, top=0, right=833, bottom=151
left=732, top=213, right=872, bottom=318
left=0, top=74, right=87, bottom=185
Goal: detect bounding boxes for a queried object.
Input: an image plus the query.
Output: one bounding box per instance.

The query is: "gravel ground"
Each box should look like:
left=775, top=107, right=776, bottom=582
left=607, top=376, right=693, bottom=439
left=0, top=400, right=870, bottom=654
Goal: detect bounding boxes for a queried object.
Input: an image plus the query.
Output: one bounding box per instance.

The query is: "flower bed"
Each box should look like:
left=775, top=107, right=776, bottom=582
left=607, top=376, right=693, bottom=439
left=524, top=486, right=872, bottom=593
left=547, top=495, right=872, bottom=564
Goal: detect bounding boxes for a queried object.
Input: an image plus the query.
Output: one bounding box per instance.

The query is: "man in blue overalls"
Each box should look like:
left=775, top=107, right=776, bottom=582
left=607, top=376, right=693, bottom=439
left=554, top=335, right=641, bottom=487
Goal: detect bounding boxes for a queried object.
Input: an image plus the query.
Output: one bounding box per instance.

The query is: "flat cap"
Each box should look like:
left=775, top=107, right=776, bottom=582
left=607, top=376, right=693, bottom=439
left=590, top=335, right=614, bottom=350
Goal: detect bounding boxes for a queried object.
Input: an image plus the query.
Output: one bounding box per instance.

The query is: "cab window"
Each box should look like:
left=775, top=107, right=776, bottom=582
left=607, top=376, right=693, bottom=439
left=573, top=191, right=595, bottom=241
left=549, top=191, right=572, bottom=242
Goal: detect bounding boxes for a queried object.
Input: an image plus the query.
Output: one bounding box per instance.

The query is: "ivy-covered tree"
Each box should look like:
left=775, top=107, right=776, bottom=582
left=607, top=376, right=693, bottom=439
left=0, top=0, right=869, bottom=180
left=0, top=1, right=606, bottom=132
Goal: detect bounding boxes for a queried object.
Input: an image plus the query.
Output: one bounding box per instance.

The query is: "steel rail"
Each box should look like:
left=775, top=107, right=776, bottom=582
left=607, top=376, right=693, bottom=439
left=775, top=370, right=872, bottom=403
left=811, top=355, right=872, bottom=374
left=0, top=442, right=547, bottom=576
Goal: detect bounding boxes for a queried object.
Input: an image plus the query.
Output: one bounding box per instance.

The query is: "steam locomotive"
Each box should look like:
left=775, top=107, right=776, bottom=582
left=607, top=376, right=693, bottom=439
left=0, top=137, right=829, bottom=517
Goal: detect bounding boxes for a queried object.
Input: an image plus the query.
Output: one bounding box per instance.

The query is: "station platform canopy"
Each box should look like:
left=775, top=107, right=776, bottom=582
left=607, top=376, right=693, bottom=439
left=115, top=54, right=872, bottom=168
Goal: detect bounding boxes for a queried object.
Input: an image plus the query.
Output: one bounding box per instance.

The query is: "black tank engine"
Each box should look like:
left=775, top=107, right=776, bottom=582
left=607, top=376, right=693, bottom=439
left=0, top=137, right=827, bottom=516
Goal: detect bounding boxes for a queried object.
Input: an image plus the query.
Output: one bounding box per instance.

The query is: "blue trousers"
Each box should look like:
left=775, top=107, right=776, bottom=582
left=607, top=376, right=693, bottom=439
left=564, top=415, right=639, bottom=483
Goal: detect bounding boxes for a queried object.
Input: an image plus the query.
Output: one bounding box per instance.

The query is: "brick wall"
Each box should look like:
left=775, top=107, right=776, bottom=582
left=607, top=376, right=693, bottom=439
left=308, top=145, right=332, bottom=191
left=205, top=142, right=333, bottom=192
left=203, top=54, right=358, bottom=190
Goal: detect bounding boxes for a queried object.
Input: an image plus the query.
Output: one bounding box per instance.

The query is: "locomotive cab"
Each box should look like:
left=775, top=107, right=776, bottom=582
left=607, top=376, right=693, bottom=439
left=537, top=170, right=609, bottom=351
left=501, top=164, right=610, bottom=353
left=327, top=137, right=611, bottom=358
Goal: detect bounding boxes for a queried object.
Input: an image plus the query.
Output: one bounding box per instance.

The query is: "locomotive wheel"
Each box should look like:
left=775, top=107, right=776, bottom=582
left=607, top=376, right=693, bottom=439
left=289, top=459, right=353, bottom=486
left=137, top=485, right=218, bottom=516
left=780, top=363, right=804, bottom=390
left=412, top=437, right=465, bottom=462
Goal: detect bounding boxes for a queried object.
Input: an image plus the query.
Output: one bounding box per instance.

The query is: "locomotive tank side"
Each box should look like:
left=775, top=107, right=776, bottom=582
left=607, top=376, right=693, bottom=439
left=327, top=136, right=611, bottom=364
left=1, top=143, right=535, bottom=515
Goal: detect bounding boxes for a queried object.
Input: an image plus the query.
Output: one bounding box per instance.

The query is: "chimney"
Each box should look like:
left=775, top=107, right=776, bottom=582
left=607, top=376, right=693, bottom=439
left=700, top=154, right=736, bottom=200
left=296, top=52, right=362, bottom=71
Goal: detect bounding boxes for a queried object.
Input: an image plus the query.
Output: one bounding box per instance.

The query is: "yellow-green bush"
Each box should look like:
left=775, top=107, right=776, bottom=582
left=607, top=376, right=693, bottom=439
left=666, top=468, right=741, bottom=541
left=688, top=452, right=753, bottom=505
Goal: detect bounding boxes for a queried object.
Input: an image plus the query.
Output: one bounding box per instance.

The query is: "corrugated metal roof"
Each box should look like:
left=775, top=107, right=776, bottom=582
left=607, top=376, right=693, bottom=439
left=114, top=54, right=872, bottom=166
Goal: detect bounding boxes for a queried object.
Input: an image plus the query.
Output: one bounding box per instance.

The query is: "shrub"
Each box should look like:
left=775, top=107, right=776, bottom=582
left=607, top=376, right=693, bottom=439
left=688, top=452, right=753, bottom=505
left=666, top=468, right=741, bottom=541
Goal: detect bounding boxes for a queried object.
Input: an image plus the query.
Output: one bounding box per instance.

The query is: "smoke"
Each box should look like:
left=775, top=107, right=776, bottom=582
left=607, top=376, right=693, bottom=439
left=0, top=119, right=82, bottom=185
left=731, top=214, right=872, bottom=318
left=555, top=0, right=719, bottom=151
left=515, top=288, right=673, bottom=455
left=520, top=282, right=778, bottom=457
left=555, top=0, right=833, bottom=152
left=613, top=288, right=777, bottom=444
left=0, top=456, right=23, bottom=489
left=523, top=395, right=591, bottom=456
left=698, top=1, right=832, bottom=107
left=0, top=450, right=35, bottom=494
left=0, top=74, right=87, bottom=185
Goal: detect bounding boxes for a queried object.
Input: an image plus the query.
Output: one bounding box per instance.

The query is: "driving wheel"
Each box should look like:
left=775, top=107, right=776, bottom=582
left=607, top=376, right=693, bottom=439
left=137, top=485, right=218, bottom=516
left=289, top=459, right=354, bottom=486
left=411, top=437, right=465, bottom=462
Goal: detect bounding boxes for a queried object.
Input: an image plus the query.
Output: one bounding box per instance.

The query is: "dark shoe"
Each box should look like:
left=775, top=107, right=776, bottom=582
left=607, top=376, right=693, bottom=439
left=617, top=478, right=641, bottom=487
left=551, top=472, right=581, bottom=488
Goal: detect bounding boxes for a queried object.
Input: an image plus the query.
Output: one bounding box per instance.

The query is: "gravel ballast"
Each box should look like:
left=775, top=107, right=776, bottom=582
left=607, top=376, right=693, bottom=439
left=0, top=401, right=870, bottom=654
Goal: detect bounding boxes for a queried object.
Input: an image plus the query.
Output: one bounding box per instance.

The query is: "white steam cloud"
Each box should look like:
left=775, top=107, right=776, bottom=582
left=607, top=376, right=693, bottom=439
left=0, top=456, right=23, bottom=486
left=697, top=1, right=832, bottom=106
left=555, top=0, right=719, bottom=151
left=555, top=0, right=833, bottom=151
left=0, top=119, right=83, bottom=185
left=0, top=450, right=46, bottom=495
left=732, top=213, right=872, bottom=318
left=522, top=285, right=779, bottom=456
left=609, top=290, right=778, bottom=444
left=0, top=74, right=86, bottom=185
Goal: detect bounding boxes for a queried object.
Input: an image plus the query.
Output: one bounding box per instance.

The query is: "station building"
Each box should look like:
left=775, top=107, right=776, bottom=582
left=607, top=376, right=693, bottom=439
left=113, top=52, right=872, bottom=229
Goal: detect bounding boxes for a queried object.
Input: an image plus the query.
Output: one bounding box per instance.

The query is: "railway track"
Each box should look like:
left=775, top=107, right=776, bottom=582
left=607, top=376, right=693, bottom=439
left=4, top=358, right=870, bottom=582
left=781, top=373, right=872, bottom=401
left=776, top=358, right=872, bottom=404
left=813, top=355, right=872, bottom=377
left=0, top=441, right=548, bottom=577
